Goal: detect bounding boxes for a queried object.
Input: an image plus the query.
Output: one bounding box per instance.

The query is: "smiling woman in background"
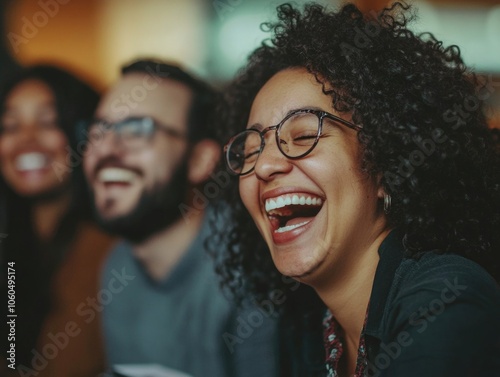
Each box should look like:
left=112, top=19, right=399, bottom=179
left=0, top=65, right=114, bottom=376
left=214, top=2, right=500, bottom=376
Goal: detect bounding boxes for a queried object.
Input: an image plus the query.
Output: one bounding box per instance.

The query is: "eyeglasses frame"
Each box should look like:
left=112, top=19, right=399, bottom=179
left=79, top=116, right=187, bottom=149
left=224, top=108, right=361, bottom=176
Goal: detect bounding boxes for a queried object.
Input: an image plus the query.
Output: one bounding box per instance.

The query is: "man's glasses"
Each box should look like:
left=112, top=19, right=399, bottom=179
left=79, top=117, right=187, bottom=150
left=224, top=108, right=361, bottom=176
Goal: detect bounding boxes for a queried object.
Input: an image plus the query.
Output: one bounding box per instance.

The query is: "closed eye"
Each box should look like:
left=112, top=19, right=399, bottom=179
left=244, top=150, right=260, bottom=160
left=294, top=134, right=316, bottom=140
left=292, top=134, right=317, bottom=146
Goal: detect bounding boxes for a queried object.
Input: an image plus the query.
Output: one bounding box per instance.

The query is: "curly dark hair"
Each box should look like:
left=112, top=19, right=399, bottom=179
left=210, top=2, right=500, bottom=310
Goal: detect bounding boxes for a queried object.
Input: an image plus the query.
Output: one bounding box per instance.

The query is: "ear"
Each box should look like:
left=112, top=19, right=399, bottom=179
left=187, top=139, right=221, bottom=185
left=376, top=172, right=386, bottom=199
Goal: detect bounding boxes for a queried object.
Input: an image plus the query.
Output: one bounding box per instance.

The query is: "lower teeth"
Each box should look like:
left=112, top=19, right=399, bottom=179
left=275, top=221, right=310, bottom=233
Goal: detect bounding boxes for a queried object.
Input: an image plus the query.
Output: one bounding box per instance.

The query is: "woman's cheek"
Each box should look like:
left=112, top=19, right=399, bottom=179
left=239, top=176, right=257, bottom=216
left=0, top=135, right=14, bottom=173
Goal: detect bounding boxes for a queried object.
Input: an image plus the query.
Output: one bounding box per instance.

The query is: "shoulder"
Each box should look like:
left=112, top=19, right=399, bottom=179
left=104, top=240, right=133, bottom=262
left=101, top=240, right=137, bottom=281
left=373, top=252, right=500, bottom=375
left=385, top=251, right=500, bottom=338
left=394, top=252, right=500, bottom=308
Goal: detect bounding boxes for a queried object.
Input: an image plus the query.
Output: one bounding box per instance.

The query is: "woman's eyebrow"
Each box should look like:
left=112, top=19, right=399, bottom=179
left=246, top=123, right=263, bottom=131
left=285, top=106, right=325, bottom=115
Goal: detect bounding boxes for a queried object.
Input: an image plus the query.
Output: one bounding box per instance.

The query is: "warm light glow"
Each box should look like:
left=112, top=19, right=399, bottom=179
left=5, top=0, right=104, bottom=89
left=98, top=0, right=209, bottom=86
left=5, top=0, right=209, bottom=89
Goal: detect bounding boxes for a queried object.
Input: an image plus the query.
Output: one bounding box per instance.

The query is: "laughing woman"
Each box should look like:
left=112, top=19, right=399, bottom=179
left=213, top=2, right=500, bottom=377
left=0, top=66, right=114, bottom=376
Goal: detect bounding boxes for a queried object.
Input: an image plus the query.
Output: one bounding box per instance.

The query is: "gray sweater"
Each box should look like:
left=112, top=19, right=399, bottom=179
left=100, top=213, right=278, bottom=377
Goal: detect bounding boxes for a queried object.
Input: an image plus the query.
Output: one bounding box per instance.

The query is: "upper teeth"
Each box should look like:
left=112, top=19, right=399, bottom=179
left=98, top=168, right=137, bottom=183
left=15, top=153, right=48, bottom=171
left=265, top=194, right=322, bottom=213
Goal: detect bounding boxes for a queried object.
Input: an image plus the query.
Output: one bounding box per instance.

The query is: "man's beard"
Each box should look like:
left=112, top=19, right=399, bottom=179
left=94, top=160, right=189, bottom=244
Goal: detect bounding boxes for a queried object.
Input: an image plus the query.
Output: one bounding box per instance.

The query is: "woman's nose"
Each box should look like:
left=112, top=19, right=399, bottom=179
left=253, top=133, right=292, bottom=181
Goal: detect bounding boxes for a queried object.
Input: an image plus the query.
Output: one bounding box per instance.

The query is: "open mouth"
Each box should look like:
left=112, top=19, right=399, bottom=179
left=15, top=152, right=49, bottom=171
left=97, top=167, right=138, bottom=184
left=265, top=193, right=323, bottom=234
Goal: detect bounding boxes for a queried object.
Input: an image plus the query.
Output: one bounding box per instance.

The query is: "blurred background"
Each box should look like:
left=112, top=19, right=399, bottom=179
left=1, top=0, right=499, bottom=126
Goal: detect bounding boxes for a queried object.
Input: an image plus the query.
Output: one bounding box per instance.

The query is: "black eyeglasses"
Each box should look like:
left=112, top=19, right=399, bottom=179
left=224, top=108, right=361, bottom=175
left=78, top=116, right=187, bottom=150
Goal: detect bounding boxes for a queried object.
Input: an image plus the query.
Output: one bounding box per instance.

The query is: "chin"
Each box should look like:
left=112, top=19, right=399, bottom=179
left=271, top=249, right=323, bottom=282
left=95, top=195, right=138, bottom=219
left=98, top=207, right=130, bottom=222
left=15, top=182, right=68, bottom=200
left=15, top=186, right=46, bottom=197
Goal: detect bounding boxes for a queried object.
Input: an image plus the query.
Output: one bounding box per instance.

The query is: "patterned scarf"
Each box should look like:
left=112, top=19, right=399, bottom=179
left=323, top=309, right=368, bottom=377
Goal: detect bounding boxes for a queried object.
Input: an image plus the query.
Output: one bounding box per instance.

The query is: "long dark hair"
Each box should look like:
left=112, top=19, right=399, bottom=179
left=0, top=65, right=99, bottom=366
